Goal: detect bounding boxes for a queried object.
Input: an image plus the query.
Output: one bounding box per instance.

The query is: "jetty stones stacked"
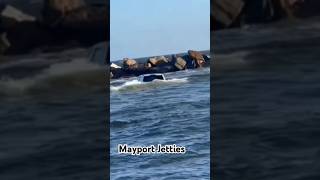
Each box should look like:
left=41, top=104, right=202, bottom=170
left=174, top=56, right=187, bottom=70
left=188, top=50, right=206, bottom=68
left=123, top=58, right=138, bottom=69
left=147, top=56, right=168, bottom=67
left=110, top=50, right=210, bottom=79
left=212, top=0, right=244, bottom=29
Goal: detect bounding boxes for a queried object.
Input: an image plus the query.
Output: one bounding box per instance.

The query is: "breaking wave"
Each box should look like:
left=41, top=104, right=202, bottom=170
left=110, top=78, right=188, bottom=92
left=0, top=58, right=105, bottom=95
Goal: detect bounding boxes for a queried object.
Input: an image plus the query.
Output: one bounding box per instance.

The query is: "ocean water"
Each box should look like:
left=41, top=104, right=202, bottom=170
left=214, top=17, right=320, bottom=179
left=110, top=68, right=210, bottom=179
left=0, top=47, right=108, bottom=180
left=2, top=14, right=319, bottom=180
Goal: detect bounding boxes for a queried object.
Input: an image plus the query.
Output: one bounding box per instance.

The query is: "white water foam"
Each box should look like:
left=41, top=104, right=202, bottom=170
left=214, top=51, right=251, bottom=70
left=110, top=79, right=142, bottom=91
left=110, top=78, right=188, bottom=92
left=0, top=58, right=104, bottom=94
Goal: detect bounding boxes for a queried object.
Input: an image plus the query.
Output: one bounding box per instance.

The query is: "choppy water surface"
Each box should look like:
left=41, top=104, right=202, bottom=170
left=110, top=68, right=210, bottom=179
left=214, top=17, right=320, bottom=179
left=0, top=48, right=107, bottom=180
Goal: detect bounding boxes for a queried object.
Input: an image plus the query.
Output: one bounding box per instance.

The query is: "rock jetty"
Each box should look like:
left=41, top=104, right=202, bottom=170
left=212, top=0, right=320, bottom=30
left=0, top=0, right=107, bottom=55
left=1, top=0, right=319, bottom=56
left=110, top=50, right=210, bottom=79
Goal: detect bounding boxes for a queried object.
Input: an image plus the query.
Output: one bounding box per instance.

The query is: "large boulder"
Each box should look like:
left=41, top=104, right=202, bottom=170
left=147, top=56, right=169, bottom=67
left=188, top=50, right=206, bottom=68
left=212, top=0, right=244, bottom=28
left=174, top=56, right=187, bottom=70
left=123, top=58, right=138, bottom=69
